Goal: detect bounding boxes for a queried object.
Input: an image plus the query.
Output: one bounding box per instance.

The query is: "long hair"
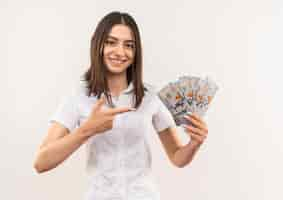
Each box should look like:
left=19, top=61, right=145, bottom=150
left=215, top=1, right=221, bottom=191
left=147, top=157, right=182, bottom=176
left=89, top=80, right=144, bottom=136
left=81, top=11, right=147, bottom=108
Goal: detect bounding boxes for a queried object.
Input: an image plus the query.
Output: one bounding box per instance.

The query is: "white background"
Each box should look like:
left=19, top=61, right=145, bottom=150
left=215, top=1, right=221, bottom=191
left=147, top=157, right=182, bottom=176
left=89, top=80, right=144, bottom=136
left=1, top=0, right=282, bottom=199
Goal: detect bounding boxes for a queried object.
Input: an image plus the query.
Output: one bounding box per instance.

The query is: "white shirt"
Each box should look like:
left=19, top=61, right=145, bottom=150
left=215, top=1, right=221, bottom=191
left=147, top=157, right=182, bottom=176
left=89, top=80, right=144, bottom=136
left=48, top=81, right=176, bottom=200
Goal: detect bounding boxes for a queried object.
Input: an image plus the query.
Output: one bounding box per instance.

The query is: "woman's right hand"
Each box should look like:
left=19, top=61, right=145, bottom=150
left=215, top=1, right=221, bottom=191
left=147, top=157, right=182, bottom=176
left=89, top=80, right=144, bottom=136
left=81, top=94, right=135, bottom=137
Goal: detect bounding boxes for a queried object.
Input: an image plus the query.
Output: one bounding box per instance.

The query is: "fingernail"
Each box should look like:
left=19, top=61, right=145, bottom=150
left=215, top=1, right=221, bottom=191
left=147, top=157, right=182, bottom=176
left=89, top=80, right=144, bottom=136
left=183, top=115, right=190, bottom=119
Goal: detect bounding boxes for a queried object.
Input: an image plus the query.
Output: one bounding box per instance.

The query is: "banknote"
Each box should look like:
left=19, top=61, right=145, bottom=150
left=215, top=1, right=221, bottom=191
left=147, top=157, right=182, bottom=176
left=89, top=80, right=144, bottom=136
left=158, top=82, right=190, bottom=125
left=158, top=75, right=218, bottom=126
left=195, top=76, right=218, bottom=116
left=177, top=75, right=200, bottom=113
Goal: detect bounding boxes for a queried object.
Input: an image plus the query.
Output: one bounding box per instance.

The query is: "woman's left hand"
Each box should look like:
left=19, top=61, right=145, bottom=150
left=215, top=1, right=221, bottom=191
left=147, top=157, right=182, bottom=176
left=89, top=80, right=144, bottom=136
left=182, top=112, right=208, bottom=146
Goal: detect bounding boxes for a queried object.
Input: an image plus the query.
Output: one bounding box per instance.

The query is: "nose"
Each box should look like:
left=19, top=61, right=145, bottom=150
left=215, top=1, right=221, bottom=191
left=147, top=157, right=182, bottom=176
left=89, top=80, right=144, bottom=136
left=114, top=44, right=126, bottom=56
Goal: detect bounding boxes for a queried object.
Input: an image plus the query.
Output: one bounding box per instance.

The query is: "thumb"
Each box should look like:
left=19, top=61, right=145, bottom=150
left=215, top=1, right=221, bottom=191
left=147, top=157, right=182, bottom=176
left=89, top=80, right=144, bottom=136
left=93, top=93, right=106, bottom=112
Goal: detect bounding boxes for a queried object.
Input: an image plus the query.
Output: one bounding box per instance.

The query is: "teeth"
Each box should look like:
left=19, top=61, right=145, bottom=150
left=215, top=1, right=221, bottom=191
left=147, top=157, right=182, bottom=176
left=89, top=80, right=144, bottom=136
left=110, top=59, right=125, bottom=64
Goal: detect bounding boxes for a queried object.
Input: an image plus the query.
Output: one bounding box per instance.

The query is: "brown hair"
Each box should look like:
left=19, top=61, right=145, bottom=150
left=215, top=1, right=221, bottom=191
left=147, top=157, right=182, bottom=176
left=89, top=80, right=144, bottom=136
left=81, top=11, right=147, bottom=108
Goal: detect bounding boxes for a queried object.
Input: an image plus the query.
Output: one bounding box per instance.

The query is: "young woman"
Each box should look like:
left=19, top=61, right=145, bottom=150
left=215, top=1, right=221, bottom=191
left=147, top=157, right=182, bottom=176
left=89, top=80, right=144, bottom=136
left=33, top=11, right=209, bottom=200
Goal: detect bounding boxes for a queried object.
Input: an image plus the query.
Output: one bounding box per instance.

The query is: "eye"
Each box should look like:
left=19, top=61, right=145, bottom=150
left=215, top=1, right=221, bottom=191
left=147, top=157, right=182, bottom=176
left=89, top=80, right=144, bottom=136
left=125, top=43, right=135, bottom=49
left=105, top=40, right=115, bottom=45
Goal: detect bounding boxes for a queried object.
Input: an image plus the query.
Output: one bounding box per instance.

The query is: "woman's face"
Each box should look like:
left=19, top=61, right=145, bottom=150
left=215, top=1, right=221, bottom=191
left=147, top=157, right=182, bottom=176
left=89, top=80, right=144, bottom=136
left=103, top=24, right=136, bottom=75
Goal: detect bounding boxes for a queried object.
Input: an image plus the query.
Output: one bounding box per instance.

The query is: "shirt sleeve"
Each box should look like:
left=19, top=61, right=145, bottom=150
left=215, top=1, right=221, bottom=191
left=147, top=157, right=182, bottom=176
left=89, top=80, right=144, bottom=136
left=152, top=94, right=176, bottom=133
left=48, top=92, right=80, bottom=133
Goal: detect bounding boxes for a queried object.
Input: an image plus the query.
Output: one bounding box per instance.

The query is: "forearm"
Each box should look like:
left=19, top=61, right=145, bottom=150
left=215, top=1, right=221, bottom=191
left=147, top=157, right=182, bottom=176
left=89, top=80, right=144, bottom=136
left=173, top=140, right=202, bottom=168
left=34, top=126, right=92, bottom=173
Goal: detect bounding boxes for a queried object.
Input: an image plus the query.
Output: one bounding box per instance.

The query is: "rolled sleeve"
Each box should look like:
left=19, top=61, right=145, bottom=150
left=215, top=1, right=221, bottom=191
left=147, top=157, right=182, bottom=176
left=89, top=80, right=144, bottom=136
left=152, top=95, right=176, bottom=133
left=48, top=92, right=80, bottom=133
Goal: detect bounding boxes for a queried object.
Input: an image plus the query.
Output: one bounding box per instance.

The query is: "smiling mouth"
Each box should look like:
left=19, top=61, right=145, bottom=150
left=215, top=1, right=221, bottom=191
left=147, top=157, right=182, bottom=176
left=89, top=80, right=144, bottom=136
left=109, top=58, right=127, bottom=65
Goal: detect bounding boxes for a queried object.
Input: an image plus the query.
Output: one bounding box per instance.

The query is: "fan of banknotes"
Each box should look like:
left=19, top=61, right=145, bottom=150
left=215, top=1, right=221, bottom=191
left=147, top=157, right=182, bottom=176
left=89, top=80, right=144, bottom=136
left=158, top=75, right=219, bottom=126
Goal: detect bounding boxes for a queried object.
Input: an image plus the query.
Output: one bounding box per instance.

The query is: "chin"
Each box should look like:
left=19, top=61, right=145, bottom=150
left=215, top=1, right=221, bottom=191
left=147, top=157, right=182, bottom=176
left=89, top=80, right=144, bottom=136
left=106, top=63, right=131, bottom=75
left=107, top=69, right=125, bottom=75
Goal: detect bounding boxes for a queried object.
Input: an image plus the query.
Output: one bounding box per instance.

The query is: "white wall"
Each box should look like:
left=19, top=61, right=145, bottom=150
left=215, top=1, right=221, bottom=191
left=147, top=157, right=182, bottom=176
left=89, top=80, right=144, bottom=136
left=1, top=0, right=282, bottom=199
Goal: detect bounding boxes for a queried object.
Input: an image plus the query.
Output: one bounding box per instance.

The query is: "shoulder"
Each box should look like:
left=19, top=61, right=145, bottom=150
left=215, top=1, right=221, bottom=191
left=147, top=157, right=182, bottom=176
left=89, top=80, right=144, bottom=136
left=65, top=81, right=98, bottom=106
left=74, top=80, right=97, bottom=99
left=75, top=80, right=88, bottom=95
left=143, top=82, right=158, bottom=95
left=143, top=82, right=163, bottom=105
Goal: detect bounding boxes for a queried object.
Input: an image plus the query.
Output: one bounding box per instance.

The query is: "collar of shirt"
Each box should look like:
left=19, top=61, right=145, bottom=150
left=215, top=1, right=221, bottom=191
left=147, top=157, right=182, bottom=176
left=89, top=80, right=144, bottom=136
left=106, top=81, right=134, bottom=96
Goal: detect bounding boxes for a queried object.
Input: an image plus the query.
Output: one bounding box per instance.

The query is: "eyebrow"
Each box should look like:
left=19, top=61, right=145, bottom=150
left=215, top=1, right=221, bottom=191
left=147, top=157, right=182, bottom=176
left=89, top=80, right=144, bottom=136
left=107, top=35, right=135, bottom=43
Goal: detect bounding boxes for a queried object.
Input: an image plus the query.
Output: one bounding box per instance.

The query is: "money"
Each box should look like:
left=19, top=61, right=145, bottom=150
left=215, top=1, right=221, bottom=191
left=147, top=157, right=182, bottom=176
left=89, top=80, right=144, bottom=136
left=158, top=75, right=219, bottom=126
left=158, top=82, right=188, bottom=125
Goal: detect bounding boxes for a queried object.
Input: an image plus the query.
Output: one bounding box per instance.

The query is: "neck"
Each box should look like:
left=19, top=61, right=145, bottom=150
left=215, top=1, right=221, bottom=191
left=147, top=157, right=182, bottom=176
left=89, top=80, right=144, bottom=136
left=107, top=72, right=128, bottom=97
